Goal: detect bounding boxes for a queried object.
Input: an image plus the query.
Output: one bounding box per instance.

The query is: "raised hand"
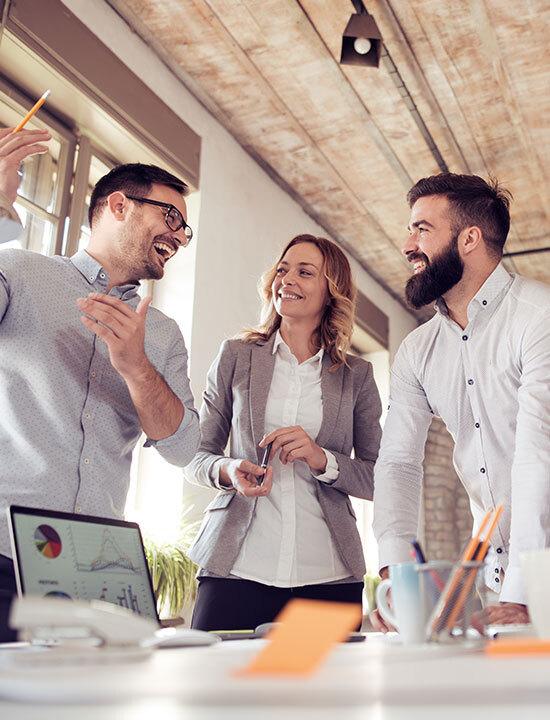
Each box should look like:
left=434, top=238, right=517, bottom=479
left=77, top=292, right=152, bottom=380
left=0, top=127, right=50, bottom=203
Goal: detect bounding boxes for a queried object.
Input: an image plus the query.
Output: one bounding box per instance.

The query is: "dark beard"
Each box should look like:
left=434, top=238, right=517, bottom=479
left=116, top=220, right=166, bottom=282
left=405, top=233, right=464, bottom=309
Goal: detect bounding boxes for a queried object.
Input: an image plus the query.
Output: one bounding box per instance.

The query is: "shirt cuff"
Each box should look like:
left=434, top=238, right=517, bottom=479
left=377, top=537, right=414, bottom=572
left=0, top=214, right=23, bottom=244
left=143, top=405, right=200, bottom=466
left=499, top=565, right=527, bottom=605
left=313, top=449, right=339, bottom=483
left=0, top=192, right=21, bottom=223
left=210, top=458, right=232, bottom=491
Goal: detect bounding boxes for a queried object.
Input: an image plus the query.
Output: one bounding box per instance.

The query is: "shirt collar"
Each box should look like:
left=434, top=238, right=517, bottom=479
left=70, top=249, right=140, bottom=300
left=469, top=262, right=513, bottom=311
left=434, top=263, right=513, bottom=320
left=272, top=330, right=324, bottom=365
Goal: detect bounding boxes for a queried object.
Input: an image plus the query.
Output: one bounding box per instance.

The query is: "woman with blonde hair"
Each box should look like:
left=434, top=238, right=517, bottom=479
left=185, top=234, right=382, bottom=630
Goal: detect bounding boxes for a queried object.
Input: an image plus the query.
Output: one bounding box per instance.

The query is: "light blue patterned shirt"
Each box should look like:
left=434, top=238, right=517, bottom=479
left=0, top=248, right=199, bottom=557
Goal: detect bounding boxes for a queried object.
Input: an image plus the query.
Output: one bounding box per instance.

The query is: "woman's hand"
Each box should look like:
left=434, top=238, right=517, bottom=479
left=260, top=426, right=327, bottom=473
left=219, top=459, right=273, bottom=497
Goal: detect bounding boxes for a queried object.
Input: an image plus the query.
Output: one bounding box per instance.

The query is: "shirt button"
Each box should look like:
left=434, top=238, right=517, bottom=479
left=91, top=371, right=96, bottom=378
left=75, top=507, right=81, bottom=513
left=475, top=422, right=480, bottom=428
left=496, top=547, right=503, bottom=554
left=482, top=300, right=487, bottom=306
left=468, top=378, right=474, bottom=385
left=480, top=467, right=486, bottom=473
left=462, top=335, right=468, bottom=341
left=89, top=276, right=94, bottom=282
left=84, top=458, right=90, bottom=465
left=495, top=577, right=500, bottom=583
left=495, top=568, right=500, bottom=573
left=85, top=413, right=91, bottom=419
left=99, top=273, right=106, bottom=279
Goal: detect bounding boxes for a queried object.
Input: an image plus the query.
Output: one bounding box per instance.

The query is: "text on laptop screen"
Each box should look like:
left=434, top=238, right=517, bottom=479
left=11, top=509, right=157, bottom=621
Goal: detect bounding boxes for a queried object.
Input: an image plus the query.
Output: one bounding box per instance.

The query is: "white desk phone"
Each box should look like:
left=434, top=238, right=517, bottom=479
left=7, top=596, right=218, bottom=664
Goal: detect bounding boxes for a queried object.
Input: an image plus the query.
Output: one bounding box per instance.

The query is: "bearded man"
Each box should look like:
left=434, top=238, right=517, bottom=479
left=372, top=173, right=550, bottom=627
left=0, top=159, right=199, bottom=640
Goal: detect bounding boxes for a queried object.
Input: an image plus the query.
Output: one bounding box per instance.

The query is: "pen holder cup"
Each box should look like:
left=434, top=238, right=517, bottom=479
left=425, top=560, right=484, bottom=642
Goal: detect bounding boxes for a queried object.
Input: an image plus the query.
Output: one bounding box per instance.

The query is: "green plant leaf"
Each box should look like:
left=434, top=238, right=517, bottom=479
left=143, top=500, right=200, bottom=618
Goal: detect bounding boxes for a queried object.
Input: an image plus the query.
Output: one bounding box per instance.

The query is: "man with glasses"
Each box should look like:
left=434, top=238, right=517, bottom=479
left=0, top=161, right=200, bottom=641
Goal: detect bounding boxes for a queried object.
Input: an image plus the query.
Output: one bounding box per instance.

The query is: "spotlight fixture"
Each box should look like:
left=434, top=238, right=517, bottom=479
left=340, top=1, right=382, bottom=68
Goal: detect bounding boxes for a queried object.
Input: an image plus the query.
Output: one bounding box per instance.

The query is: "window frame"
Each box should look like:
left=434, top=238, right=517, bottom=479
left=0, top=73, right=76, bottom=255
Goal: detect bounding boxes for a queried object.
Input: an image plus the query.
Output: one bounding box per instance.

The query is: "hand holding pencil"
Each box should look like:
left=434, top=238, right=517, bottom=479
left=0, top=89, right=51, bottom=206
left=0, top=128, right=51, bottom=204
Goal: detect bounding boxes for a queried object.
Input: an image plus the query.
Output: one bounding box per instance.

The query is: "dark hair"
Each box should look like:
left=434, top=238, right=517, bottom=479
left=88, top=163, right=188, bottom=228
left=407, top=173, right=512, bottom=256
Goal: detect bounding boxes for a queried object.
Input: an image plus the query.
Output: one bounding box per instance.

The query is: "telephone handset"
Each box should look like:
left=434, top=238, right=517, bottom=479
left=10, top=596, right=158, bottom=648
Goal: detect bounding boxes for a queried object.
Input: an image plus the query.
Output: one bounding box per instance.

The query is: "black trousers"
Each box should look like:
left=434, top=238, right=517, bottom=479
left=191, top=576, right=363, bottom=631
left=0, top=554, right=17, bottom=643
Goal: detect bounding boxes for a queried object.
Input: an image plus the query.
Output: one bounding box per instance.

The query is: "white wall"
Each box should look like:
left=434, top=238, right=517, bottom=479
left=61, top=0, right=417, bottom=535
left=62, top=0, right=416, bottom=395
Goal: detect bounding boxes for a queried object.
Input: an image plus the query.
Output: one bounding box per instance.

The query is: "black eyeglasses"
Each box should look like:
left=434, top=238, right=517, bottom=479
left=125, top=195, right=193, bottom=244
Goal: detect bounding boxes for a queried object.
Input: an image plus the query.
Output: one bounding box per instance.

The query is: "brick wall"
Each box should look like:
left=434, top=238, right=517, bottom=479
left=422, top=418, right=472, bottom=560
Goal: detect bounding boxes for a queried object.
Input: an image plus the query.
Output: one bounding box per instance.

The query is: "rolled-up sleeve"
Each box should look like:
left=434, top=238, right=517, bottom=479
left=373, top=339, right=433, bottom=570
left=143, top=331, right=200, bottom=467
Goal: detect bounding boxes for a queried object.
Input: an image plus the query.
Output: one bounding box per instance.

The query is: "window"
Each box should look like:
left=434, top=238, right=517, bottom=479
left=0, top=82, right=75, bottom=255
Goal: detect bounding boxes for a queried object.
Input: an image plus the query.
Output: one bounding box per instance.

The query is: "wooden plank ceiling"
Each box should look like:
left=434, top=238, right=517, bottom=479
left=109, top=0, right=550, bottom=318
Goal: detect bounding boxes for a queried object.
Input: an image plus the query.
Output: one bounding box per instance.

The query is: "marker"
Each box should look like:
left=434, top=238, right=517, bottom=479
left=13, top=90, right=51, bottom=133
left=256, top=441, right=273, bottom=487
left=260, top=441, right=273, bottom=470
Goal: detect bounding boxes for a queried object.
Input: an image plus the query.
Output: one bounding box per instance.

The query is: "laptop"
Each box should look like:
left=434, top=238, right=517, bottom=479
left=7, top=505, right=216, bottom=647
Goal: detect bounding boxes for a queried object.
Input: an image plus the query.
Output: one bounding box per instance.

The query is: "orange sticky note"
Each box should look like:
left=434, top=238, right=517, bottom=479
left=486, top=638, right=550, bottom=656
left=235, top=598, right=362, bottom=677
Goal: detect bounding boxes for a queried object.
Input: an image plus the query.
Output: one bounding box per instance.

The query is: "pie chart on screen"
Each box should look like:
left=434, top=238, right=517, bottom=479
left=34, top=525, right=62, bottom=558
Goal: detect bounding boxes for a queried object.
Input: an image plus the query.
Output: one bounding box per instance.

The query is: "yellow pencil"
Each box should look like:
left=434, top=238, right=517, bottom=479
left=13, top=90, right=51, bottom=133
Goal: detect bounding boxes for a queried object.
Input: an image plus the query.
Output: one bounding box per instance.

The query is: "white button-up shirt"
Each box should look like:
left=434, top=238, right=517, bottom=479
left=231, top=332, right=350, bottom=587
left=373, top=264, right=550, bottom=604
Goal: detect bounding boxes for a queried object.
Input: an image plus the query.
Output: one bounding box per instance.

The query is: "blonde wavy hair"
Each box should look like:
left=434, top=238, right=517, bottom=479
left=241, top=234, right=357, bottom=370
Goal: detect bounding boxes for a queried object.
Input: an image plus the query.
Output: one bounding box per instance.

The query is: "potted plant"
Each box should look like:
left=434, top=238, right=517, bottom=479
left=144, top=504, right=199, bottom=621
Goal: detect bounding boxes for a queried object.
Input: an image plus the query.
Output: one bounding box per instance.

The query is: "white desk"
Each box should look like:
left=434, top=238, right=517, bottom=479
left=1, top=636, right=550, bottom=719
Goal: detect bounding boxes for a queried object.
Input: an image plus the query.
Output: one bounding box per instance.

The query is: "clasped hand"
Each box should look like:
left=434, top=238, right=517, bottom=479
left=224, top=459, right=273, bottom=497
left=77, top=293, right=151, bottom=379
left=259, top=425, right=327, bottom=473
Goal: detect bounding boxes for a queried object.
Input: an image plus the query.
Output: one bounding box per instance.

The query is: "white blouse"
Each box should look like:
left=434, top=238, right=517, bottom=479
left=231, top=332, right=350, bottom=587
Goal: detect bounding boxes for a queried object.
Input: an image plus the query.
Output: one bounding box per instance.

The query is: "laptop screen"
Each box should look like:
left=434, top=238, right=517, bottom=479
left=8, top=506, right=159, bottom=623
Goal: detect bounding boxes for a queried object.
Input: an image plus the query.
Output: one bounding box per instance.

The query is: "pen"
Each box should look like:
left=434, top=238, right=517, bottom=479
left=260, top=441, right=273, bottom=470
left=13, top=90, right=51, bottom=133
left=257, top=441, right=273, bottom=487
left=411, top=538, right=445, bottom=592
left=411, top=539, right=426, bottom=564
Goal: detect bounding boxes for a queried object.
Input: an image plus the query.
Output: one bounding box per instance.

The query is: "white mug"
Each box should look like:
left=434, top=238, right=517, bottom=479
left=376, top=561, right=452, bottom=645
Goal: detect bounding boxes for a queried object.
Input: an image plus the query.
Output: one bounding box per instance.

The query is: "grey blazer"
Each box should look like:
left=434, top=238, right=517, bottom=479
left=185, top=335, right=382, bottom=581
